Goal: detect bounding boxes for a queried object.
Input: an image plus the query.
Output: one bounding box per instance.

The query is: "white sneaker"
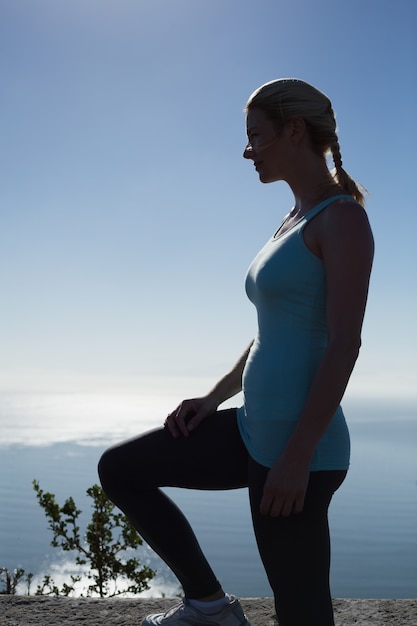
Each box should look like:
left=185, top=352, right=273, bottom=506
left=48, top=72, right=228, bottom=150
left=141, top=595, right=251, bottom=625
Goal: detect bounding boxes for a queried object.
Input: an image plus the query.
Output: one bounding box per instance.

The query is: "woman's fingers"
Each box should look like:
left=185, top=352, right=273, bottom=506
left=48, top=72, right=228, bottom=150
left=164, top=396, right=219, bottom=438
left=164, top=400, right=200, bottom=438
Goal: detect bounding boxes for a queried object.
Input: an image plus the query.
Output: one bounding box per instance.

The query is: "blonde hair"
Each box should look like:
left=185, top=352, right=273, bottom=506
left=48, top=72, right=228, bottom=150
left=245, top=78, right=366, bottom=206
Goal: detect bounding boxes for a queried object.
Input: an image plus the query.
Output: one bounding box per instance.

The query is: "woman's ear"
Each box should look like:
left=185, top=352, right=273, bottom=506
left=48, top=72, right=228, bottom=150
left=287, top=117, right=306, bottom=144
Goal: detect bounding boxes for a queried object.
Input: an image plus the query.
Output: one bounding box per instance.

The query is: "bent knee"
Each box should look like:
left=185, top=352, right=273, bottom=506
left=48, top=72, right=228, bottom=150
left=98, top=439, right=150, bottom=500
left=98, top=446, right=121, bottom=498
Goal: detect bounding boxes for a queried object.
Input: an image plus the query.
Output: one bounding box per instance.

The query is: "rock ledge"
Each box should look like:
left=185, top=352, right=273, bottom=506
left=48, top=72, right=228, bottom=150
left=0, top=596, right=416, bottom=625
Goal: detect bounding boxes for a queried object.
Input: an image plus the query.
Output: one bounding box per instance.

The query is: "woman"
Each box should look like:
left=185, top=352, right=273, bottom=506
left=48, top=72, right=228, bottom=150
left=99, top=78, right=374, bottom=626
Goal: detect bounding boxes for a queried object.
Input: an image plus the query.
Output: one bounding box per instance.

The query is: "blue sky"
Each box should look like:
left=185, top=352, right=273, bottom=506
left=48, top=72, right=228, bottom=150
left=1, top=0, right=416, bottom=402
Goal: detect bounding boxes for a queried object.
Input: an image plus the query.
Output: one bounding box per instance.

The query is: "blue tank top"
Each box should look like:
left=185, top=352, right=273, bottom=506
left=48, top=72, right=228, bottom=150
left=237, top=195, right=351, bottom=470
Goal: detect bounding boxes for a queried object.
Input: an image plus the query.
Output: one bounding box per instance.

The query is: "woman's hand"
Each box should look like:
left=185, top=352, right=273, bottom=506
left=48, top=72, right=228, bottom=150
left=163, top=342, right=253, bottom=439
left=164, top=394, right=220, bottom=438
left=260, top=454, right=311, bottom=517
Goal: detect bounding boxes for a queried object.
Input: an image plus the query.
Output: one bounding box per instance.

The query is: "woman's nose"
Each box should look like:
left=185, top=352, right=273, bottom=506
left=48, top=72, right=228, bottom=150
left=243, top=142, right=254, bottom=159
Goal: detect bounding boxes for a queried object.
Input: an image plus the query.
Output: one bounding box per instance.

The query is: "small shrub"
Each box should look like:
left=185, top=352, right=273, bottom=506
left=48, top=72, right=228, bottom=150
left=33, top=480, right=155, bottom=597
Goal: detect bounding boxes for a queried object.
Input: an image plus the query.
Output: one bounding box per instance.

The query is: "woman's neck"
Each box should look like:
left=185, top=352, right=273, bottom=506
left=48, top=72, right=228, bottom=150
left=287, top=156, right=343, bottom=216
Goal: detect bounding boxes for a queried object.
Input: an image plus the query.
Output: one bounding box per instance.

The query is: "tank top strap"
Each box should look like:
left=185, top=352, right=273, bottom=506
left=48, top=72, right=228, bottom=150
left=304, top=194, right=353, bottom=223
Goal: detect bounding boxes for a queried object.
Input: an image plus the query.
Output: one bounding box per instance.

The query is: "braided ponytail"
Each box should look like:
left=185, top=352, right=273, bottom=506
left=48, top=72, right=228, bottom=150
left=331, top=137, right=366, bottom=207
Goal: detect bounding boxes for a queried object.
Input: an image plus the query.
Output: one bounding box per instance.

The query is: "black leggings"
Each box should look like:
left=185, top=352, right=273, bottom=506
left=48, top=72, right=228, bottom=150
left=98, top=409, right=346, bottom=626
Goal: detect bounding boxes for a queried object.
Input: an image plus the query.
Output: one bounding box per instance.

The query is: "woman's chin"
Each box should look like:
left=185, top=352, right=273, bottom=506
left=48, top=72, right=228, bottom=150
left=258, top=173, right=274, bottom=184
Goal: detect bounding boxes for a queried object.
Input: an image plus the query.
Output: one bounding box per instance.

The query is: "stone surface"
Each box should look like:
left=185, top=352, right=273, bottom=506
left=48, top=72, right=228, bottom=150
left=0, top=597, right=416, bottom=625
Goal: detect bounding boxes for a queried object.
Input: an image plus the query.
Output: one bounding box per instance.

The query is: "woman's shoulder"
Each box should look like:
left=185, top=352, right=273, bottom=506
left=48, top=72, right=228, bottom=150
left=304, top=196, right=374, bottom=258
left=314, top=196, right=371, bottom=231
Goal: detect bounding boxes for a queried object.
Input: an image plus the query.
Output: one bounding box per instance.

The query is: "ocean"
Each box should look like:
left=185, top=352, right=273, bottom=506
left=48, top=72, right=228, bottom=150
left=0, top=389, right=416, bottom=599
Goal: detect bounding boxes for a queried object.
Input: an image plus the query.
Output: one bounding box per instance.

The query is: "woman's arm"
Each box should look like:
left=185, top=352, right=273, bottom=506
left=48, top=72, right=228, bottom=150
left=261, top=201, right=374, bottom=517
left=165, top=341, right=253, bottom=438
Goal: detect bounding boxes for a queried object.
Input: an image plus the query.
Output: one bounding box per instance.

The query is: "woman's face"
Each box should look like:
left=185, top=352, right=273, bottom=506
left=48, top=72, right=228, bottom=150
left=244, top=107, right=289, bottom=184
